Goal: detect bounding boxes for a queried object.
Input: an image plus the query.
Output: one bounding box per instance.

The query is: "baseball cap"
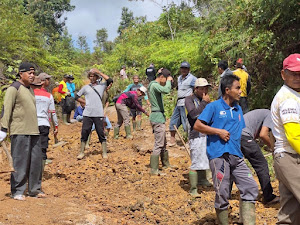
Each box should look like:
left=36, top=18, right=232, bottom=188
left=180, top=61, right=190, bottom=68
left=18, top=62, right=35, bottom=73
left=138, top=86, right=147, bottom=94
left=161, top=68, right=171, bottom=77
left=195, top=78, right=211, bottom=87
left=283, top=53, right=300, bottom=72
left=68, top=75, right=74, bottom=80
left=64, top=74, right=69, bottom=78
left=31, top=76, right=43, bottom=86
left=236, top=58, right=243, bottom=64
left=38, top=72, right=52, bottom=81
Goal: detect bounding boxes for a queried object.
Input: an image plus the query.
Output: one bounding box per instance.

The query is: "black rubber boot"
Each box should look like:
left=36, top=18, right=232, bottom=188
left=197, top=170, right=213, bottom=187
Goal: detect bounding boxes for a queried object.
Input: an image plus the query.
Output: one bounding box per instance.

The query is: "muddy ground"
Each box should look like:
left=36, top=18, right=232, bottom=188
left=0, top=107, right=279, bottom=224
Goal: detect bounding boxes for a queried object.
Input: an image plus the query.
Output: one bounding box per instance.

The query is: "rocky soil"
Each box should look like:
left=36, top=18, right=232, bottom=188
left=0, top=107, right=279, bottom=224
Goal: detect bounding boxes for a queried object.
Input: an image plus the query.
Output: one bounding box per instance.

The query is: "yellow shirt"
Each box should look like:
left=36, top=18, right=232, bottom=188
left=233, top=68, right=249, bottom=97
left=59, top=80, right=68, bottom=99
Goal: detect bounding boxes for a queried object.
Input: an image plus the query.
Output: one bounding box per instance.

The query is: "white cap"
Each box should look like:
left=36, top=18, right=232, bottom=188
left=195, top=78, right=211, bottom=87
left=138, top=86, right=147, bottom=94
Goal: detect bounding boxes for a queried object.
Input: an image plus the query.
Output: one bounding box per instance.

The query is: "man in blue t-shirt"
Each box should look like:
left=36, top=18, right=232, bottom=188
left=194, top=74, right=258, bottom=224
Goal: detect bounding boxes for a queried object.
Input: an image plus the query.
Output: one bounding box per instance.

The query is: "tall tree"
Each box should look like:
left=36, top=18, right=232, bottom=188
left=118, top=7, right=134, bottom=35
left=77, top=35, right=89, bottom=53
left=23, top=0, right=75, bottom=37
left=94, top=28, right=108, bottom=50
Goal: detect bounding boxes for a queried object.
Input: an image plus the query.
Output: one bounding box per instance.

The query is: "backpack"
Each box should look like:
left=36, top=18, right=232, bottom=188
left=64, top=96, right=76, bottom=113
left=112, top=93, right=122, bottom=103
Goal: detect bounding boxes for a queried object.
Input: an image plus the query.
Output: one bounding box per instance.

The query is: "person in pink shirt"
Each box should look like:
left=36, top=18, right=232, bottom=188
left=114, top=87, right=149, bottom=139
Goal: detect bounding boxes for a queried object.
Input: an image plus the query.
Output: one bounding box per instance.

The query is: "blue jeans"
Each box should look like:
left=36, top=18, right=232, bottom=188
left=169, top=105, right=188, bottom=132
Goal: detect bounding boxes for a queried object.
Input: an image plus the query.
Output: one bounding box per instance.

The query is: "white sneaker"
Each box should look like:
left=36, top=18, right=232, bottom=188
left=13, top=195, right=25, bottom=201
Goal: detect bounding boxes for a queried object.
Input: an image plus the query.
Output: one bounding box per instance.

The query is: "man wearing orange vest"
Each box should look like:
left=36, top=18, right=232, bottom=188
left=233, top=58, right=251, bottom=114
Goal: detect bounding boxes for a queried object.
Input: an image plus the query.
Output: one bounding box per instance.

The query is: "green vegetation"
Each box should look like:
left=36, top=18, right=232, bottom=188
left=0, top=0, right=299, bottom=112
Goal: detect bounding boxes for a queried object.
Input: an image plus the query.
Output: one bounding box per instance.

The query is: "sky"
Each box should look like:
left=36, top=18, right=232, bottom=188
left=65, top=0, right=183, bottom=50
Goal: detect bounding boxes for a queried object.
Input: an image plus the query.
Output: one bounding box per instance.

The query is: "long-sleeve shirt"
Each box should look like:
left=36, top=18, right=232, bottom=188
left=74, top=106, right=84, bottom=119
left=185, top=94, right=209, bottom=139
left=34, top=88, right=58, bottom=127
left=123, top=83, right=148, bottom=100
left=66, top=82, right=76, bottom=98
left=149, top=80, right=172, bottom=123
left=116, top=91, right=145, bottom=113
left=0, top=81, right=39, bottom=135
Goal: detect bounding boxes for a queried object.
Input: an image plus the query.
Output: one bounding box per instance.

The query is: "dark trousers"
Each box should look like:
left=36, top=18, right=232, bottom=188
left=39, top=126, right=50, bottom=160
left=81, top=116, right=106, bottom=143
left=239, top=97, right=249, bottom=114
left=241, top=135, right=276, bottom=202
left=10, top=135, right=42, bottom=196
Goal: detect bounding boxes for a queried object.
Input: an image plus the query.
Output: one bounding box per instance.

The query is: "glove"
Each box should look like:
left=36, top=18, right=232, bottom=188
left=0, top=131, right=7, bottom=142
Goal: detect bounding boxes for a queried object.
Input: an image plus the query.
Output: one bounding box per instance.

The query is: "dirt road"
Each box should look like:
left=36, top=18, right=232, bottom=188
left=0, top=107, right=279, bottom=224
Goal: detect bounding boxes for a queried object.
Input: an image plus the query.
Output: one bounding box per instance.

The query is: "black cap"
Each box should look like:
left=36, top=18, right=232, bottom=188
left=161, top=68, right=171, bottom=77
left=64, top=74, right=69, bottom=78
left=19, top=62, right=35, bottom=73
left=180, top=61, right=190, bottom=68
left=68, top=75, right=74, bottom=80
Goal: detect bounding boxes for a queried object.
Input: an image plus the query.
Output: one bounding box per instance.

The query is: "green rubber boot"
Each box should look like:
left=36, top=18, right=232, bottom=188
left=77, top=142, right=86, bottom=160
left=198, top=170, right=213, bottom=187
left=125, top=125, right=133, bottom=139
left=150, top=154, right=161, bottom=175
left=241, top=201, right=256, bottom=225
left=160, top=151, right=176, bottom=169
left=215, top=208, right=229, bottom=225
left=85, top=134, right=91, bottom=149
left=189, top=171, right=201, bottom=197
left=102, top=141, right=108, bottom=159
left=132, top=121, right=137, bottom=132
left=62, top=114, right=70, bottom=125
left=114, top=127, right=119, bottom=139
left=136, top=120, right=142, bottom=131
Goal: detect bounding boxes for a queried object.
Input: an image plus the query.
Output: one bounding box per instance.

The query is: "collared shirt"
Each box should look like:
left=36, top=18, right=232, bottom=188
left=271, top=85, right=300, bottom=154
left=149, top=80, right=172, bottom=123
left=198, top=98, right=245, bottom=160
left=177, top=73, right=197, bottom=106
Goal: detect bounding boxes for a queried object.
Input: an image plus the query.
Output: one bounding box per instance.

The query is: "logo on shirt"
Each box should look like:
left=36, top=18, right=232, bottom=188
left=282, top=108, right=297, bottom=115
left=219, top=111, right=227, bottom=118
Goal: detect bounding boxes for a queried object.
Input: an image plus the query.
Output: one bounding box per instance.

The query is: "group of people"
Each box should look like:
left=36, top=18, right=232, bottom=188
left=0, top=53, right=300, bottom=225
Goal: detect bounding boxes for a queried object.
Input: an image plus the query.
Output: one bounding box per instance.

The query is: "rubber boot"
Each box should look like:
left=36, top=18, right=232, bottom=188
left=77, top=142, right=86, bottom=160
left=198, top=170, right=213, bottom=187
left=238, top=197, right=243, bottom=224
left=215, top=208, right=229, bottom=225
left=132, top=121, right=137, bottom=132
left=85, top=134, right=91, bottom=149
left=136, top=120, right=142, bottom=131
left=160, top=151, right=177, bottom=169
left=114, top=127, right=119, bottom=139
left=150, top=154, right=163, bottom=175
left=67, top=113, right=71, bottom=123
left=62, top=114, right=70, bottom=125
left=125, top=125, right=133, bottom=139
left=102, top=142, right=108, bottom=159
left=189, top=171, right=201, bottom=197
left=241, top=201, right=256, bottom=225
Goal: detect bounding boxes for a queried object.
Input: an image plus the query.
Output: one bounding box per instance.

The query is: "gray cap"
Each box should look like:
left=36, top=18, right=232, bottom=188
left=180, top=61, right=190, bottom=68
left=38, top=72, right=52, bottom=81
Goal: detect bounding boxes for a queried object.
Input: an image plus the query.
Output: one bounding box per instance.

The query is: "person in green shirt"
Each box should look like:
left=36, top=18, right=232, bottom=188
left=148, top=68, right=173, bottom=175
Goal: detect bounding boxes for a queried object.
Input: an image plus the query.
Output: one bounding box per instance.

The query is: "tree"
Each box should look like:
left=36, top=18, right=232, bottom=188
left=23, top=0, right=75, bottom=37
left=118, top=7, right=134, bottom=35
left=77, top=35, right=89, bottom=53
left=94, top=28, right=108, bottom=50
